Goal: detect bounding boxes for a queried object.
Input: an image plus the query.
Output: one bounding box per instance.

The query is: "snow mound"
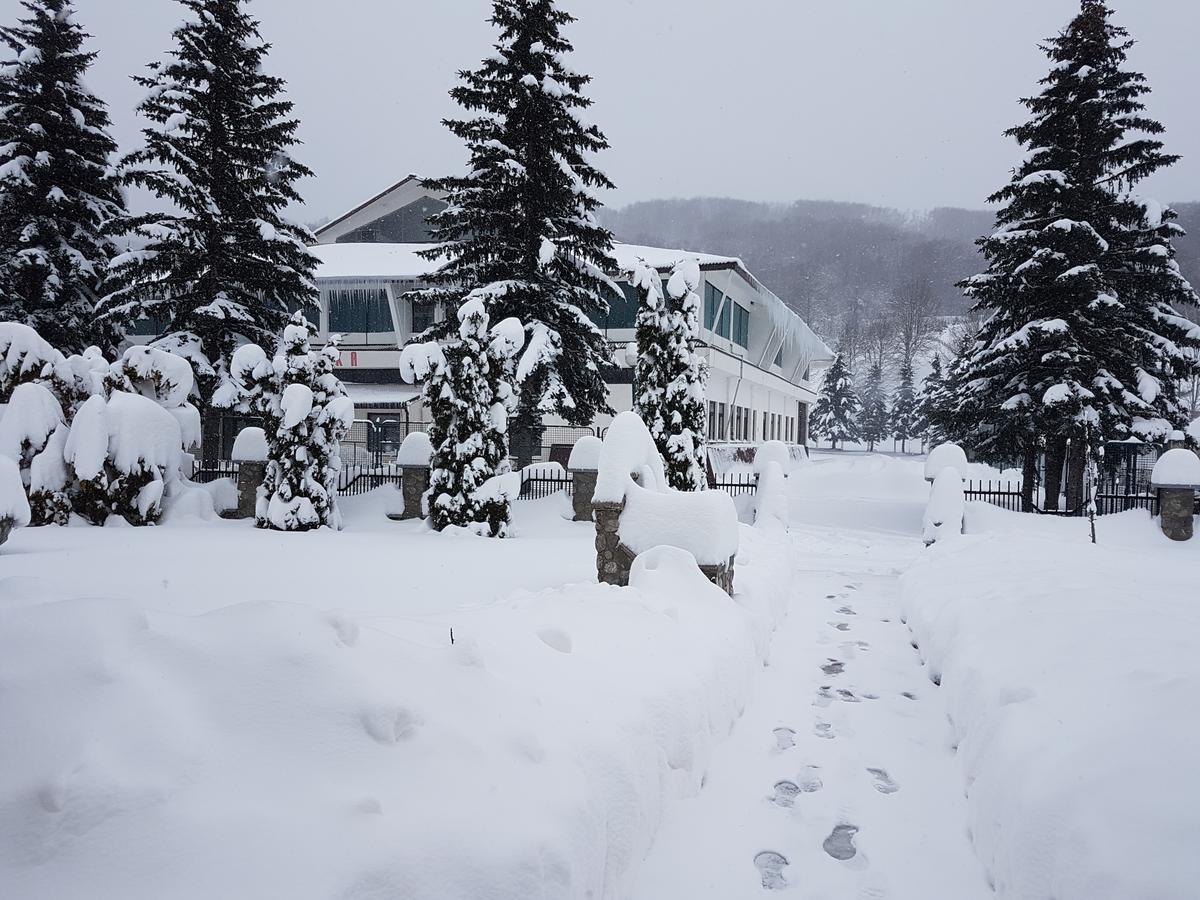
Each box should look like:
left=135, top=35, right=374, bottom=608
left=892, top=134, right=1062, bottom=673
left=1150, top=448, right=1200, bottom=487
left=594, top=411, right=667, bottom=503
left=620, top=482, right=739, bottom=566
left=754, top=460, right=788, bottom=531
left=567, top=434, right=602, bottom=470
left=396, top=431, right=432, bottom=467
left=922, top=468, right=964, bottom=546
left=231, top=427, right=269, bottom=462
left=924, top=442, right=970, bottom=481
left=753, top=440, right=791, bottom=475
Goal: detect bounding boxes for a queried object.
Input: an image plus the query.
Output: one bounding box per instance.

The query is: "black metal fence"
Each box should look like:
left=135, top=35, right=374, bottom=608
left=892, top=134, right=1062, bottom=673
left=963, top=480, right=1195, bottom=517
left=518, top=473, right=574, bottom=499
left=709, top=471, right=759, bottom=496
left=962, top=480, right=1024, bottom=512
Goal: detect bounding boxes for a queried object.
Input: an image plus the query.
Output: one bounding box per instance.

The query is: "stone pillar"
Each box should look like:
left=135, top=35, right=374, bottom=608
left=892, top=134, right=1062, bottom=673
left=400, top=465, right=430, bottom=521
left=593, top=500, right=629, bottom=586
left=222, top=460, right=266, bottom=520
left=569, top=468, right=597, bottom=521
left=1158, top=488, right=1195, bottom=542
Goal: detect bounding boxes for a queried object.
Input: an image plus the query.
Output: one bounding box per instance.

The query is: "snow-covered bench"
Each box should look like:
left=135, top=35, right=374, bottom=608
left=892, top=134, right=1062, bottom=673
left=592, top=412, right=739, bottom=594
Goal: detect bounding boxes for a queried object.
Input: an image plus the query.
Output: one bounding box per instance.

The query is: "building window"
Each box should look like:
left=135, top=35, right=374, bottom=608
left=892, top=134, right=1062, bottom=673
left=732, top=303, right=750, bottom=348
left=774, top=346, right=783, bottom=368
left=411, top=300, right=436, bottom=335
left=708, top=401, right=717, bottom=440
left=704, top=283, right=722, bottom=331
left=328, top=287, right=393, bottom=333
left=753, top=410, right=758, bottom=441
left=717, top=403, right=726, bottom=440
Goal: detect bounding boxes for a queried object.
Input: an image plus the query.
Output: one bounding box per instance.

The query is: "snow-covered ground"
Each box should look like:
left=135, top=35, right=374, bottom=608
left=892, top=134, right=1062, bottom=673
left=2, top=453, right=1196, bottom=898
left=0, top=488, right=793, bottom=899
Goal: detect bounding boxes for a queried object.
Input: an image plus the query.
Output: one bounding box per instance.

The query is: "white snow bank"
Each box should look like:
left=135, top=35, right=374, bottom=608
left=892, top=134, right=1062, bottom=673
left=0, top=454, right=30, bottom=526
left=901, top=513, right=1200, bottom=900
left=0, top=503, right=795, bottom=900
left=1150, top=447, right=1200, bottom=487
left=620, top=482, right=739, bottom=565
left=231, top=427, right=269, bottom=462
left=924, top=442, right=970, bottom=481
left=396, top=431, right=432, bottom=467
left=567, top=434, right=602, bottom=470
left=922, top=468, right=965, bottom=545
left=594, top=411, right=667, bottom=503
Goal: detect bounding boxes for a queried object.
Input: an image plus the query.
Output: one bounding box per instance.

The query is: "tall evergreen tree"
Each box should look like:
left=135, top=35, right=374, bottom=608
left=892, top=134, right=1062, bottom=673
left=889, top=361, right=920, bottom=452
left=99, top=0, right=317, bottom=411
left=859, top=361, right=890, bottom=451
left=418, top=0, right=617, bottom=464
left=918, top=353, right=947, bottom=447
left=809, top=353, right=861, bottom=450
left=956, top=0, right=1200, bottom=477
left=632, top=257, right=707, bottom=491
left=0, top=0, right=126, bottom=353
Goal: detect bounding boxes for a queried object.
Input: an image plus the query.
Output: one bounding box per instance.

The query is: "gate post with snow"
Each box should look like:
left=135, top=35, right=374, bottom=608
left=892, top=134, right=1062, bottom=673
left=224, top=427, right=268, bottom=520
left=395, top=431, right=433, bottom=522
left=592, top=413, right=738, bottom=595
left=924, top=442, right=970, bottom=483
left=1151, top=449, right=1200, bottom=542
left=568, top=435, right=602, bottom=522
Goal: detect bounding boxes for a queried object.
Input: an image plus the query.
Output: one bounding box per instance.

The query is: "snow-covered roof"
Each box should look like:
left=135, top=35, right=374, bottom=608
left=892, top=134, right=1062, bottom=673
left=310, top=243, right=443, bottom=281
left=310, top=241, right=833, bottom=367
left=341, top=382, right=422, bottom=407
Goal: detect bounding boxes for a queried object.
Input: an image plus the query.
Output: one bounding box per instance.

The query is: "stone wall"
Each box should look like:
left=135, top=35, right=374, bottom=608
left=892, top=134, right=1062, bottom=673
left=400, top=466, right=430, bottom=521
left=1158, top=487, right=1195, bottom=542
left=570, top=469, right=596, bottom=521
left=220, top=460, right=265, bottom=520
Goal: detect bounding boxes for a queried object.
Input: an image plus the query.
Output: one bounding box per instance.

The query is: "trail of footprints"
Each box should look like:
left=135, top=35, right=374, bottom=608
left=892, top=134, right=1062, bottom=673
left=754, top=581, right=904, bottom=891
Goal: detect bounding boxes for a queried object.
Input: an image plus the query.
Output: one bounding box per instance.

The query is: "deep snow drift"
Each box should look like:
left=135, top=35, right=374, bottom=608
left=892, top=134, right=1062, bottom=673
left=0, top=490, right=793, bottom=899
left=902, top=499, right=1200, bottom=900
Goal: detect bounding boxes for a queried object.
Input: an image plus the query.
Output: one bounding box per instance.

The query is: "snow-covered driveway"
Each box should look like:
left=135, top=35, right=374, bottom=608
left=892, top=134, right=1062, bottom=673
left=632, top=455, right=993, bottom=898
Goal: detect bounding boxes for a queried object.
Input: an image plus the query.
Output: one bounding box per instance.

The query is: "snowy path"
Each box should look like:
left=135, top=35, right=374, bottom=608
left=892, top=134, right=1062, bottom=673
left=631, top=479, right=993, bottom=899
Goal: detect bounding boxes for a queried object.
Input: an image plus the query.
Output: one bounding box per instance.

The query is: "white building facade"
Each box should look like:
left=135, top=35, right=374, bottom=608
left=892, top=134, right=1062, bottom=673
left=309, top=177, right=833, bottom=458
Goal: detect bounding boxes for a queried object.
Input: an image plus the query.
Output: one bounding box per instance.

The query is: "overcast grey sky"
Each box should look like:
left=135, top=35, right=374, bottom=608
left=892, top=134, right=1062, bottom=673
left=8, top=0, right=1199, bottom=220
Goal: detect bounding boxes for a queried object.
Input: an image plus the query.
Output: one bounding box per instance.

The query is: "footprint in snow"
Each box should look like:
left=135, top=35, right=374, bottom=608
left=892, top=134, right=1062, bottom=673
left=815, top=686, right=834, bottom=707
left=867, top=768, right=899, bottom=794
left=771, top=780, right=801, bottom=808
left=836, top=606, right=857, bottom=616
left=754, top=851, right=789, bottom=890
left=823, top=824, right=859, bottom=860
left=798, top=765, right=823, bottom=792
left=814, top=721, right=836, bottom=740
left=901, top=691, right=918, bottom=701
left=773, top=727, right=796, bottom=751
left=831, top=621, right=851, bottom=632
left=837, top=689, right=861, bottom=703
left=821, top=659, right=845, bottom=676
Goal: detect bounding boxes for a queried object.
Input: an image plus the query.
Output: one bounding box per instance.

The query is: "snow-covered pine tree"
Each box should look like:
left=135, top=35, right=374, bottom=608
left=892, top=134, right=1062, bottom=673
left=227, top=314, right=353, bottom=532
left=0, top=0, right=126, bottom=354
left=98, top=0, right=318, bottom=426
left=859, top=361, right=890, bottom=452
left=918, top=353, right=947, bottom=448
left=889, top=361, right=920, bottom=453
left=809, top=353, right=861, bottom=450
left=633, top=257, right=707, bottom=491
left=399, top=292, right=524, bottom=537
left=418, top=0, right=617, bottom=465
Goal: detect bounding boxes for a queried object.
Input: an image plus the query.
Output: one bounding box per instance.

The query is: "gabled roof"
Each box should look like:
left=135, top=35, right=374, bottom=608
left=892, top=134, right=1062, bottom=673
left=314, top=174, right=436, bottom=240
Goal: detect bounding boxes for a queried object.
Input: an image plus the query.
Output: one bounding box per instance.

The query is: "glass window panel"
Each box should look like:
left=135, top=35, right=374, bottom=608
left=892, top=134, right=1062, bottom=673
left=704, top=284, right=722, bottom=331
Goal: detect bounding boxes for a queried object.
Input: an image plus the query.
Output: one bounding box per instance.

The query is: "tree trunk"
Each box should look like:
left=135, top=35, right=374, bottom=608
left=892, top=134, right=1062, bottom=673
left=1065, top=438, right=1086, bottom=514
left=1043, top=436, right=1067, bottom=512
left=1021, top=446, right=1037, bottom=512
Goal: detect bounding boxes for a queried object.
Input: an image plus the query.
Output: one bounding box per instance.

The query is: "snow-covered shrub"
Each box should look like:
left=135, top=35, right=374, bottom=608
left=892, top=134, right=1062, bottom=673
left=923, top=468, right=965, bottom=546
left=0, top=453, right=30, bottom=544
left=29, top=423, right=71, bottom=525
left=632, top=257, right=707, bottom=491
left=0, top=321, right=63, bottom=402
left=399, top=291, right=524, bottom=537
left=108, top=345, right=201, bottom=451
left=0, top=382, right=63, bottom=480
left=226, top=314, right=354, bottom=532
left=63, top=394, right=109, bottom=524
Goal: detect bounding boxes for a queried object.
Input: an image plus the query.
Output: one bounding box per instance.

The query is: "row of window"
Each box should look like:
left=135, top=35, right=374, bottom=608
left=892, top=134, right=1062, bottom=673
left=706, top=401, right=798, bottom=443
left=702, top=284, right=750, bottom=348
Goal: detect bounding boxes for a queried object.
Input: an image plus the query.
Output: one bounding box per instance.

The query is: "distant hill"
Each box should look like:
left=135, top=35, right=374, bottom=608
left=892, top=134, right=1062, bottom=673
left=600, top=197, right=1200, bottom=343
